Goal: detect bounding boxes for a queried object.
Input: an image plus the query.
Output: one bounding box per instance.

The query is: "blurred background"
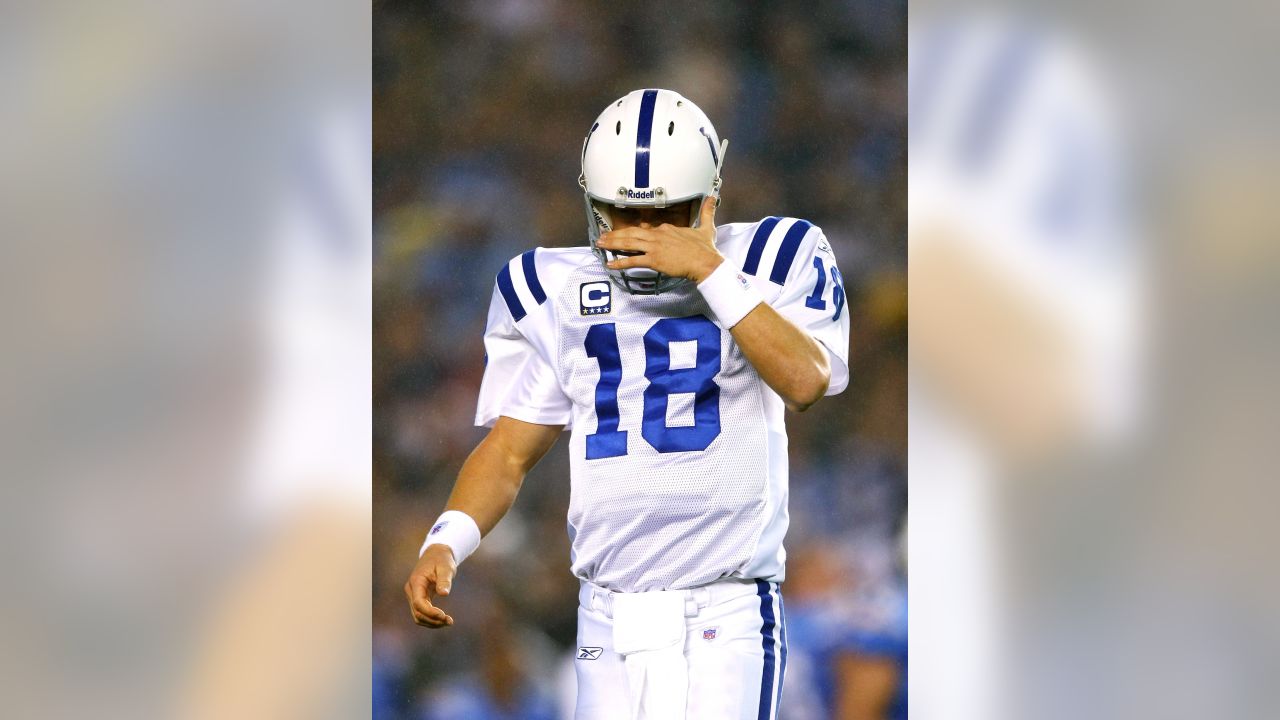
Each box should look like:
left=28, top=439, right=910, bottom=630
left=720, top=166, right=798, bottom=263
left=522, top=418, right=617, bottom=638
left=0, top=2, right=372, bottom=718
left=8, top=0, right=1276, bottom=718
left=908, top=3, right=1275, bottom=719
left=372, top=1, right=907, bottom=718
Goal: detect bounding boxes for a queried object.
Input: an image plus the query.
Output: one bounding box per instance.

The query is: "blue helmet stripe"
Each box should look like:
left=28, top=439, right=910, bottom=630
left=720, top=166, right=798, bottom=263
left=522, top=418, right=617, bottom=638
left=756, top=580, right=778, bottom=720
left=496, top=264, right=526, bottom=321
left=700, top=127, right=719, bottom=165
left=582, top=122, right=599, bottom=164
left=521, top=249, right=547, bottom=305
left=769, top=220, right=814, bottom=285
left=634, top=89, right=658, bottom=188
left=743, top=216, right=781, bottom=276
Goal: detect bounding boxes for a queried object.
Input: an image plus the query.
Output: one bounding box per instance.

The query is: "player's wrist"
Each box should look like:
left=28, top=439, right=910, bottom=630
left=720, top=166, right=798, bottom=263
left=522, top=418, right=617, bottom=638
left=697, top=260, right=765, bottom=329
left=688, top=252, right=725, bottom=284
left=420, top=510, right=482, bottom=565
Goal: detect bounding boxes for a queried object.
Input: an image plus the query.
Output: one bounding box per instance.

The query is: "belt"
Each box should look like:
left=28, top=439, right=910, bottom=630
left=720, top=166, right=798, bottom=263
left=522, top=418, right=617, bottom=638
left=578, top=576, right=763, bottom=618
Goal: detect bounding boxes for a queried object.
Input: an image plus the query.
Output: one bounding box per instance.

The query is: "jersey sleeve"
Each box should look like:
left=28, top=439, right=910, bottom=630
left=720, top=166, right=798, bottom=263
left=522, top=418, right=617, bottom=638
left=765, top=222, right=852, bottom=395
left=473, top=268, right=573, bottom=429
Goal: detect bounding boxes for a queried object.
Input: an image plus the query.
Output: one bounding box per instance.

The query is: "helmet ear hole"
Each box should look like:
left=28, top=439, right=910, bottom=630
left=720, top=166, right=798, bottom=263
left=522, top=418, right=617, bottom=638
left=668, top=121, right=674, bottom=136
left=615, top=120, right=621, bottom=135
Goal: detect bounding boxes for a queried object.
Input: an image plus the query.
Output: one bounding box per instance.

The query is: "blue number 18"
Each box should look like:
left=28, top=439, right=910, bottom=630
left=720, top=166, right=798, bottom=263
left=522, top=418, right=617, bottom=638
left=583, top=315, right=722, bottom=459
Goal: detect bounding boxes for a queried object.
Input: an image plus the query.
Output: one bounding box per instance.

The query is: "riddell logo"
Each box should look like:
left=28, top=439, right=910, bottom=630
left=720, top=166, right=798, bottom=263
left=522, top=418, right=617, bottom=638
left=623, top=188, right=657, bottom=200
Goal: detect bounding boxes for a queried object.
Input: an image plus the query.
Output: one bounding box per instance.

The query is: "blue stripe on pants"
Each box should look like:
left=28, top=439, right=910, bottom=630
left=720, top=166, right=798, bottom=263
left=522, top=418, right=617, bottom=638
left=756, top=580, right=777, bottom=720
left=775, top=591, right=788, bottom=714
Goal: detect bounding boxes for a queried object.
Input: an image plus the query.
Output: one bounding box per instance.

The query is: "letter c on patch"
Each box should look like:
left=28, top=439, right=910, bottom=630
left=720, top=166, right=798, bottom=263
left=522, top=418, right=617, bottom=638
left=580, top=281, right=612, bottom=314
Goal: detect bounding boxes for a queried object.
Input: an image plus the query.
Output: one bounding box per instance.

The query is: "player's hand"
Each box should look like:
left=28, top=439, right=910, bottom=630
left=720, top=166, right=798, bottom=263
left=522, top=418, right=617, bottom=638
left=404, top=544, right=457, bottom=628
left=598, top=196, right=724, bottom=283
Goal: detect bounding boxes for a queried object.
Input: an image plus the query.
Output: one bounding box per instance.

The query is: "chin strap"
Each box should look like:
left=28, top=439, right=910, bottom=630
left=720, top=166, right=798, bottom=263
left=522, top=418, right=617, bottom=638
left=704, top=138, right=730, bottom=213
left=712, top=138, right=729, bottom=202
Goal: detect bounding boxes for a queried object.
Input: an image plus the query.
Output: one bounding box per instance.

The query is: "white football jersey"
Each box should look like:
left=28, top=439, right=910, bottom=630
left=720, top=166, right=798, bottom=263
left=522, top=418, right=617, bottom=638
left=475, top=217, right=850, bottom=592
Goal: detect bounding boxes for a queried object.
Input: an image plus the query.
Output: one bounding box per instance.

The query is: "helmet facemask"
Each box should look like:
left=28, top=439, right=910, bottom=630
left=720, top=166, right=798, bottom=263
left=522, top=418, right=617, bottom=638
left=583, top=195, right=714, bottom=295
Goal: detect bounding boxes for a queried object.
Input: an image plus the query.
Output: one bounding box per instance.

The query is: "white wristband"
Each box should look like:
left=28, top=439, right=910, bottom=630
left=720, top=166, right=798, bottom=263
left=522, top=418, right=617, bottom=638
left=697, top=260, right=765, bottom=329
left=419, top=510, right=482, bottom=565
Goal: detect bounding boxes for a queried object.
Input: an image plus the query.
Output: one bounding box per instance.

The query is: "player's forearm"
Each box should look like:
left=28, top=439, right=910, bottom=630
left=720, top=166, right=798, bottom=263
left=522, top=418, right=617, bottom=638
left=442, top=444, right=523, bottom=537
left=730, top=303, right=831, bottom=411
left=441, top=417, right=561, bottom=536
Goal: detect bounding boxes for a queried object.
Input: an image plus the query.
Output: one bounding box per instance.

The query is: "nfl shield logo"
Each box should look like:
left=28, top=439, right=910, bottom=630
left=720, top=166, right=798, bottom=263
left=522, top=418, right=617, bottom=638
left=702, top=628, right=718, bottom=641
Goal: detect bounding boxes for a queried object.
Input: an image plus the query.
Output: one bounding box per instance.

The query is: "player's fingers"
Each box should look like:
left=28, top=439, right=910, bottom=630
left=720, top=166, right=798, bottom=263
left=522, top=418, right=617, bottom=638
left=414, top=602, right=448, bottom=623
left=410, top=589, right=435, bottom=617
left=404, top=575, right=424, bottom=605
left=411, top=604, right=453, bottom=628
left=406, top=570, right=434, bottom=600
left=425, top=601, right=455, bottom=626
left=606, top=255, right=651, bottom=270
left=601, top=227, right=658, bottom=244
left=412, top=590, right=454, bottom=623
left=435, top=566, right=454, bottom=597
left=406, top=573, right=454, bottom=627
left=408, top=572, right=440, bottom=611
left=699, top=195, right=717, bottom=227
left=597, top=234, right=650, bottom=253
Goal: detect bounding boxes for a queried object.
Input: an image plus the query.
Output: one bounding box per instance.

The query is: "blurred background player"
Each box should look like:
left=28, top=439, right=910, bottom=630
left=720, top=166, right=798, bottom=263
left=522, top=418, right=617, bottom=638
left=780, top=533, right=906, bottom=720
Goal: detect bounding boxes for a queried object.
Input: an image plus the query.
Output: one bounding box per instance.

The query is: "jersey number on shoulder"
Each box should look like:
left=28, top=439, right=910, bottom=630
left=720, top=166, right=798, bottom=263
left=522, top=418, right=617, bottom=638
left=583, top=315, right=721, bottom=459
left=804, top=257, right=846, bottom=321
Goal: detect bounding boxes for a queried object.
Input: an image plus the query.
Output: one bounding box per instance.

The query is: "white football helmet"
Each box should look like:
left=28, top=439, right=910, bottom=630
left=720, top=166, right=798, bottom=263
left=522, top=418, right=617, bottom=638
left=579, top=89, right=729, bottom=294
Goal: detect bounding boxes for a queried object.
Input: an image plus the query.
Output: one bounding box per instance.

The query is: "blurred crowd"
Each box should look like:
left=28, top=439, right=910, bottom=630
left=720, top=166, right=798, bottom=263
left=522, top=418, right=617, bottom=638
left=373, top=2, right=906, bottom=718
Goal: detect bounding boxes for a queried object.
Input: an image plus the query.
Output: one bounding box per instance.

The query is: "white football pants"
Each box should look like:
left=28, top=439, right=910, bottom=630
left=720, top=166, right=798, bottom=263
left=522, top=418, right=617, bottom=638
left=573, top=578, right=788, bottom=720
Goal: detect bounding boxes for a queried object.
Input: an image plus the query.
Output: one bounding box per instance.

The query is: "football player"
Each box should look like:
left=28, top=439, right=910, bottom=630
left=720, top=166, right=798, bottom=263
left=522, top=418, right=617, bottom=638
left=405, top=88, right=850, bottom=720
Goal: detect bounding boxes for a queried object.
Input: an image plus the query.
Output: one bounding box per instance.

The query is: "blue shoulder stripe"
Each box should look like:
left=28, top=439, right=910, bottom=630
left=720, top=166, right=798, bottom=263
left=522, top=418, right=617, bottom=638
left=743, top=216, right=781, bottom=276
left=521, top=249, right=547, bottom=304
left=496, top=264, right=526, bottom=322
left=769, top=219, right=813, bottom=285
